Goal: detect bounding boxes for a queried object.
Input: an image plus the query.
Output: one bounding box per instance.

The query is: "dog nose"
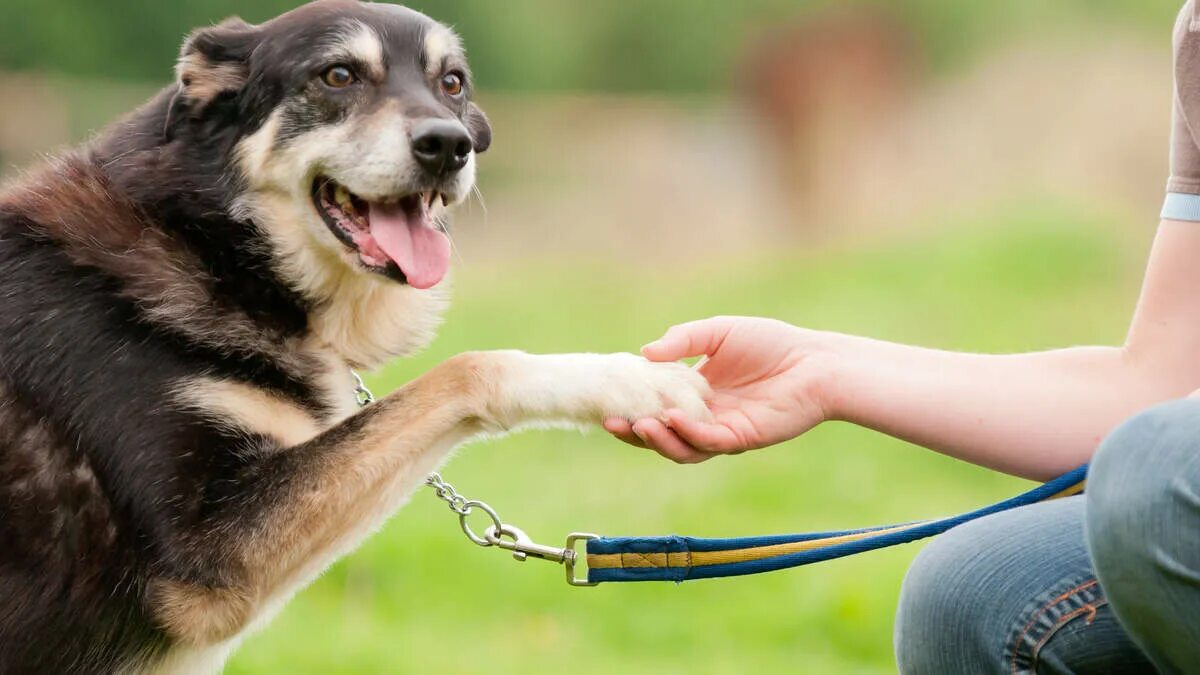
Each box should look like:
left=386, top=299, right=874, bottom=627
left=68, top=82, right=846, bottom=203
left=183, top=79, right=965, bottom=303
left=410, top=119, right=472, bottom=175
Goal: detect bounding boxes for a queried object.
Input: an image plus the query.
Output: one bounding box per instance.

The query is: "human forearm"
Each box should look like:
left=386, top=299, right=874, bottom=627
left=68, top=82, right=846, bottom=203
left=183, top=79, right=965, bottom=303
left=819, top=337, right=1191, bottom=480
left=810, top=220, right=1200, bottom=479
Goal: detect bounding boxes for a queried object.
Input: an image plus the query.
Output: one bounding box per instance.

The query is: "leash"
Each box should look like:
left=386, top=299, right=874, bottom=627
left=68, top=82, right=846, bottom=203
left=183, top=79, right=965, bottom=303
left=583, top=464, right=1087, bottom=583
left=353, top=373, right=1089, bottom=586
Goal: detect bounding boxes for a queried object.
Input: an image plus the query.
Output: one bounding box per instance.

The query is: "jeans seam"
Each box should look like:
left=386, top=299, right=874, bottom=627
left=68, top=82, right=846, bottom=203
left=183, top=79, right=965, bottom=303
left=1008, top=578, right=1105, bottom=675
left=1030, top=599, right=1107, bottom=661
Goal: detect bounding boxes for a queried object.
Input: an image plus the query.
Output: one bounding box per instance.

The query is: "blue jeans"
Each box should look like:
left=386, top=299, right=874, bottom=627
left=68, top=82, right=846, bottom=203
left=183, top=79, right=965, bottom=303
left=894, top=400, right=1200, bottom=674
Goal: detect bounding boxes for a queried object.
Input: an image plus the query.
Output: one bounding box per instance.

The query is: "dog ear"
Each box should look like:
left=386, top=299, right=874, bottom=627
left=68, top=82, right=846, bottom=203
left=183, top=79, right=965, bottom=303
left=175, top=18, right=260, bottom=107
left=465, top=103, right=492, bottom=154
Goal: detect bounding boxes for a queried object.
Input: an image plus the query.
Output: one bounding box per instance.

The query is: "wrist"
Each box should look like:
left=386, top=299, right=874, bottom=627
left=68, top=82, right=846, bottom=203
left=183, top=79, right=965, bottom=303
left=791, top=327, right=852, bottom=423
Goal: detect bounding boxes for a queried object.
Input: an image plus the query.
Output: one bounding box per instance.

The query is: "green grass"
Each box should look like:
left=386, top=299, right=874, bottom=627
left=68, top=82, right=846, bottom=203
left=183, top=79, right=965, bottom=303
left=227, top=203, right=1144, bottom=674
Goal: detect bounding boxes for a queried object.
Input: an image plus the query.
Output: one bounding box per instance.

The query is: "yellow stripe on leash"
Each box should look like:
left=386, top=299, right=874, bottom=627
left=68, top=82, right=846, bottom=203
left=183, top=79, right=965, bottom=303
left=586, top=464, right=1091, bottom=583
left=587, top=521, right=932, bottom=570
left=1048, top=481, right=1086, bottom=500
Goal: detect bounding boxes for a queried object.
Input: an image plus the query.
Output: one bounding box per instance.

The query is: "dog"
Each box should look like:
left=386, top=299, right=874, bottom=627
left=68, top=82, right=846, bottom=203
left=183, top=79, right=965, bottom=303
left=0, top=2, right=711, bottom=672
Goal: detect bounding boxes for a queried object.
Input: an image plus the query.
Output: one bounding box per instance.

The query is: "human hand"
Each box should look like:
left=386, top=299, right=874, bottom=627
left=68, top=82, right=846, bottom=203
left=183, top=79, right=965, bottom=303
left=604, top=316, right=836, bottom=463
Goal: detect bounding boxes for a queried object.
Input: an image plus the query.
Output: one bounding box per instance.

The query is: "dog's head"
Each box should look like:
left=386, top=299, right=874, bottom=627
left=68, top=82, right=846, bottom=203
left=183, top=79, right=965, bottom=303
left=174, top=0, right=490, bottom=291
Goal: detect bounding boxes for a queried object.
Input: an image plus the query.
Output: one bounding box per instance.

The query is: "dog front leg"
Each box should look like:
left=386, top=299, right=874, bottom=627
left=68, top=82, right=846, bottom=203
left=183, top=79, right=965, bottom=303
left=150, top=350, right=708, bottom=648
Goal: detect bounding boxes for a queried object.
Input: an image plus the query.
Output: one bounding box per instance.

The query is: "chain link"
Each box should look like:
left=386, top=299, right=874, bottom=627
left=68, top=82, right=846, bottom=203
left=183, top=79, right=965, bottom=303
left=425, top=473, right=505, bottom=547
left=425, top=472, right=470, bottom=514
left=352, top=371, right=375, bottom=407
left=351, top=372, right=500, bottom=545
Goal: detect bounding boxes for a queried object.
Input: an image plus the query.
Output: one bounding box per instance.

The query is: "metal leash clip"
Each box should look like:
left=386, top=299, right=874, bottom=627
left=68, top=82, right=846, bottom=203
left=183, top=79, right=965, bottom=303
left=487, top=525, right=601, bottom=587
left=426, top=472, right=599, bottom=587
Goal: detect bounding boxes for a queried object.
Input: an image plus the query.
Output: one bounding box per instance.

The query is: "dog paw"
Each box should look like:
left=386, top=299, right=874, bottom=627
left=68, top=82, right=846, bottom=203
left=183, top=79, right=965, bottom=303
left=585, top=353, right=713, bottom=423
left=490, top=351, right=712, bottom=429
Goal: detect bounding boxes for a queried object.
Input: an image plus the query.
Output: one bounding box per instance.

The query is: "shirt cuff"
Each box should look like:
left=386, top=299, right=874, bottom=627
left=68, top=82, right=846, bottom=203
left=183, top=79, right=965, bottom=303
left=1162, top=192, right=1200, bottom=221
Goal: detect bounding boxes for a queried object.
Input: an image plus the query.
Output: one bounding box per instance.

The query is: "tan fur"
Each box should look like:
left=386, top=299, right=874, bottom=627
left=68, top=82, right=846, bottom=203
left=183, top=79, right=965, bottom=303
left=174, top=378, right=322, bottom=448
left=306, top=344, right=366, bottom=423
left=150, top=582, right=254, bottom=647
left=422, top=24, right=463, bottom=76
left=175, top=53, right=248, bottom=104
left=232, top=110, right=283, bottom=182
left=338, top=22, right=386, bottom=81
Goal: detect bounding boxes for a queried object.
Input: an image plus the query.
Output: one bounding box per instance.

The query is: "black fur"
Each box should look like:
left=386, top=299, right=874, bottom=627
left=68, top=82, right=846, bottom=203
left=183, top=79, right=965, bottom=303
left=0, top=1, right=490, bottom=671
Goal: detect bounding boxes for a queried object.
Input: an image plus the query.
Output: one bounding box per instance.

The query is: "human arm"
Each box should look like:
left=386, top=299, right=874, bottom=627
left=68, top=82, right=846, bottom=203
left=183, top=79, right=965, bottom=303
left=607, top=220, right=1200, bottom=480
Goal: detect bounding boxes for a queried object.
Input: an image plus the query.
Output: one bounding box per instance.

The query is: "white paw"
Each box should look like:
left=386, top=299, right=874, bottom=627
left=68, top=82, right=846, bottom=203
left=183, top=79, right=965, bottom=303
left=493, top=351, right=713, bottom=429
left=586, top=353, right=713, bottom=423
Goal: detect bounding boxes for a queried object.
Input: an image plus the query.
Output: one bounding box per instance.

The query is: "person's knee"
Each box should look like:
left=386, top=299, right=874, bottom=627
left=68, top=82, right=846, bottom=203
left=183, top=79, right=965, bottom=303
left=895, top=520, right=1001, bottom=674
left=1086, top=399, right=1200, bottom=668
left=897, top=497, right=1104, bottom=674
left=1087, top=399, right=1200, bottom=575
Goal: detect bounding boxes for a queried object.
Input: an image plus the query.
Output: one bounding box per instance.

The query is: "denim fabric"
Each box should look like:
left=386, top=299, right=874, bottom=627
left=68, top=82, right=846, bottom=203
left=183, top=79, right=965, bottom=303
left=895, top=400, right=1200, bottom=674
left=1087, top=400, right=1200, bottom=674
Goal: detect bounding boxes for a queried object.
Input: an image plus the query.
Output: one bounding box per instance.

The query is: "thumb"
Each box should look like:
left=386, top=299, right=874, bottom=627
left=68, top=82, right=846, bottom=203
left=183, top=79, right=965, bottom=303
left=641, top=317, right=734, bottom=362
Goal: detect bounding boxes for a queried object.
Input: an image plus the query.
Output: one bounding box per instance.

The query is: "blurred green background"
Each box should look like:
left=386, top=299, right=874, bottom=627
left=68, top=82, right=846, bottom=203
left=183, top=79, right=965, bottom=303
left=0, top=0, right=1181, bottom=672
left=0, top=0, right=1187, bottom=90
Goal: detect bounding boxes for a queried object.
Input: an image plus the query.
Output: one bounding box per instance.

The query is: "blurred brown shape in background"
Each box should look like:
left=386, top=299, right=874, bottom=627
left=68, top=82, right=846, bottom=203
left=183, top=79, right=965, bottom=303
left=741, top=4, right=918, bottom=227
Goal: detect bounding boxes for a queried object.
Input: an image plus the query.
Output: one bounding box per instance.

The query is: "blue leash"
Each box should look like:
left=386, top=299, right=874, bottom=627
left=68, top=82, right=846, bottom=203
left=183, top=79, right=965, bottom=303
left=582, top=463, right=1090, bottom=584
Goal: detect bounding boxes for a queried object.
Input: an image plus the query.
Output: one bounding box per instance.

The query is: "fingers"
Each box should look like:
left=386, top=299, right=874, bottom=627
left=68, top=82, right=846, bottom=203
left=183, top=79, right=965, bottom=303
left=663, top=409, right=747, bottom=454
left=631, top=419, right=715, bottom=464
left=606, top=405, right=748, bottom=463
left=603, top=417, right=648, bottom=449
left=641, top=316, right=736, bottom=363
left=605, top=417, right=713, bottom=462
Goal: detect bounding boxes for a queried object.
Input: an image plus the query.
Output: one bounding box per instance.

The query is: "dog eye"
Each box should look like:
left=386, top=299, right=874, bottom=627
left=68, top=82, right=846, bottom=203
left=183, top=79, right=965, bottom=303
left=440, top=72, right=464, bottom=98
left=321, top=65, right=357, bottom=89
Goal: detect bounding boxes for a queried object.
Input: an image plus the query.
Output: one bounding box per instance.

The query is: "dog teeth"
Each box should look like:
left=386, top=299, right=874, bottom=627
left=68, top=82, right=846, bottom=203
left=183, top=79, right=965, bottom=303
left=334, top=185, right=357, bottom=214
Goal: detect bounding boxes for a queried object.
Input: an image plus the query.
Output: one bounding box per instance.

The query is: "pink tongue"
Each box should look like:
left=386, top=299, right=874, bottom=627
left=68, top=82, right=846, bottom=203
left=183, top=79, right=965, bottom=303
left=367, top=202, right=451, bottom=290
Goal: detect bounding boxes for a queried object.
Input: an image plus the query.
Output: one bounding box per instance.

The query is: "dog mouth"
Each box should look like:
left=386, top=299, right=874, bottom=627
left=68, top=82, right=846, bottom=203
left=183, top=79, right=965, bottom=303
left=311, top=177, right=451, bottom=289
